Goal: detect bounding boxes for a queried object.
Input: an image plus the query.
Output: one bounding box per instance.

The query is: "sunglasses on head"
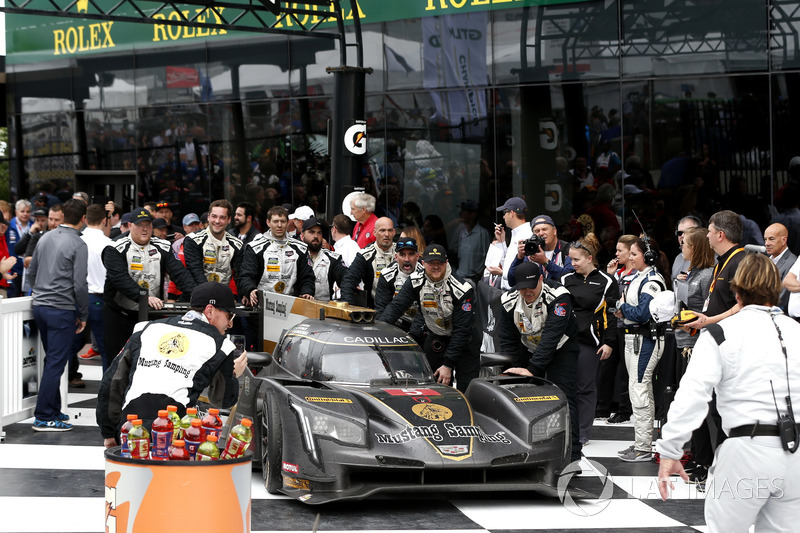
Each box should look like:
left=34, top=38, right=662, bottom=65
left=396, top=239, right=417, bottom=251
left=571, top=241, right=591, bottom=254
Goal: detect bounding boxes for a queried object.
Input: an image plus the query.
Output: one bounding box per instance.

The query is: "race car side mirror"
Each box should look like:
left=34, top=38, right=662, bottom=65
left=480, top=352, right=515, bottom=368
left=247, top=351, right=272, bottom=368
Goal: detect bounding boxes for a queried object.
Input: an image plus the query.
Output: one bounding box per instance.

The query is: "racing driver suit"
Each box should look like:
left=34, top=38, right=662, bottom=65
left=239, top=233, right=315, bottom=297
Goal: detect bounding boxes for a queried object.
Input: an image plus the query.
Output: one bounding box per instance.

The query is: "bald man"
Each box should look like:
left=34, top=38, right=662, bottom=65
left=340, top=217, right=396, bottom=308
left=765, top=223, right=796, bottom=311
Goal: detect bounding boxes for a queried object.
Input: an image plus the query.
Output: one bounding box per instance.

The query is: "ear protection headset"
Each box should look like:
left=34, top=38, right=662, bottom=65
left=641, top=235, right=657, bottom=266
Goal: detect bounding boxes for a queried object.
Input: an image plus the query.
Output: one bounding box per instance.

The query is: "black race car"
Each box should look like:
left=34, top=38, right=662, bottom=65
left=228, top=317, right=573, bottom=504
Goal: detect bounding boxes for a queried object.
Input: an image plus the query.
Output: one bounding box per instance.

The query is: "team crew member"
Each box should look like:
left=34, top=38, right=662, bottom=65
left=102, top=208, right=197, bottom=361
left=657, top=253, right=800, bottom=532
left=499, top=262, right=582, bottom=462
left=613, top=237, right=668, bottom=462
left=379, top=244, right=479, bottom=392
left=239, top=205, right=315, bottom=304
left=559, top=234, right=618, bottom=446
left=301, top=217, right=346, bottom=302
left=331, top=214, right=359, bottom=267
left=183, top=199, right=244, bottom=288
left=230, top=201, right=260, bottom=246
left=508, top=214, right=574, bottom=285
left=97, top=282, right=249, bottom=447
left=374, top=237, right=424, bottom=332
left=340, top=217, right=396, bottom=308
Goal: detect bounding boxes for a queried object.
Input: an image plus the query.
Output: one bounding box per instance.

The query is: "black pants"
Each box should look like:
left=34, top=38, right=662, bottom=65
left=104, top=305, right=139, bottom=364
left=424, top=333, right=480, bottom=393
left=596, top=328, right=632, bottom=416
left=544, top=345, right=582, bottom=462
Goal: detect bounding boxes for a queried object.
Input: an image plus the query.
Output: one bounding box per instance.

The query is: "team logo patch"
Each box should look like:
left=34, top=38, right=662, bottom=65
left=462, top=300, right=472, bottom=312
left=157, top=332, right=190, bottom=358
left=412, top=403, right=453, bottom=421
left=554, top=303, right=567, bottom=316
left=149, top=249, right=158, bottom=256
left=285, top=250, right=294, bottom=257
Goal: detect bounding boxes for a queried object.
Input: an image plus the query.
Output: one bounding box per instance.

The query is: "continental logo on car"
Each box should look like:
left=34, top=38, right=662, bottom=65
left=514, top=395, right=559, bottom=402
left=305, top=396, right=353, bottom=404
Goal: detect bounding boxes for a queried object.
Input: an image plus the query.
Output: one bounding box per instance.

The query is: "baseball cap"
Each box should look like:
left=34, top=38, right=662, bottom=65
left=200, top=212, right=209, bottom=224
left=422, top=243, right=447, bottom=262
left=790, top=156, right=800, bottom=170
left=155, top=201, right=173, bottom=211
left=496, top=197, right=526, bottom=213
left=190, top=282, right=239, bottom=315
left=302, top=217, right=323, bottom=232
left=182, top=213, right=201, bottom=226
left=514, top=262, right=542, bottom=290
left=396, top=237, right=418, bottom=252
left=121, top=213, right=133, bottom=224
left=289, top=205, right=315, bottom=221
left=152, top=218, right=169, bottom=229
left=32, top=207, right=48, bottom=218
left=129, top=208, right=154, bottom=224
left=531, top=214, right=556, bottom=227
left=461, top=200, right=479, bottom=212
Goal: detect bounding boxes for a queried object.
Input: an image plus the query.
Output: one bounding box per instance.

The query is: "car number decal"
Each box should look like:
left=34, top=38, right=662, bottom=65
left=383, top=388, right=441, bottom=396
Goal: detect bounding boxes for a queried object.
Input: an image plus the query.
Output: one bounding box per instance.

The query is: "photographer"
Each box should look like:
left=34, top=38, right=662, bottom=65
left=507, top=214, right=573, bottom=287
left=657, top=253, right=800, bottom=532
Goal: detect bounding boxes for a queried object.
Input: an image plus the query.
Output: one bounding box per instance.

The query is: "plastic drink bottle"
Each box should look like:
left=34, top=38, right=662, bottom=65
left=184, top=418, right=205, bottom=460
left=179, top=407, right=200, bottom=439
left=119, top=414, right=138, bottom=458
left=196, top=434, right=221, bottom=461
left=221, top=418, right=253, bottom=459
left=128, top=419, right=151, bottom=460
left=168, top=440, right=190, bottom=461
left=166, top=405, right=182, bottom=442
left=201, top=408, right=223, bottom=439
left=150, top=410, right=173, bottom=460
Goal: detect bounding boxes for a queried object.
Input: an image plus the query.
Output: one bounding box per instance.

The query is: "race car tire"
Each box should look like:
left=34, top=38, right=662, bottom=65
left=261, top=390, right=283, bottom=494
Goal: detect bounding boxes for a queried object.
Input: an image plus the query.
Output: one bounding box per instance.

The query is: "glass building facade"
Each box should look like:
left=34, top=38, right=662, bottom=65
left=5, top=0, right=799, bottom=260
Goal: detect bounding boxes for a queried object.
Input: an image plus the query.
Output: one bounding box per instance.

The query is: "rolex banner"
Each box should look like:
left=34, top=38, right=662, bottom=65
left=422, top=12, right=488, bottom=140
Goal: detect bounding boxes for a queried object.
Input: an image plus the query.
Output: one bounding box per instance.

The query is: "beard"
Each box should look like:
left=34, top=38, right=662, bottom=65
left=308, top=240, right=322, bottom=253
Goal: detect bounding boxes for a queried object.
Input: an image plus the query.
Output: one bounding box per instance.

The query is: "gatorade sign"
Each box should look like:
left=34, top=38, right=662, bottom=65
left=343, top=120, right=367, bottom=156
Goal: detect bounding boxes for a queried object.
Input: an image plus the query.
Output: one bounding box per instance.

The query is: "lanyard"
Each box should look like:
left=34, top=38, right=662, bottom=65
left=708, top=247, right=743, bottom=294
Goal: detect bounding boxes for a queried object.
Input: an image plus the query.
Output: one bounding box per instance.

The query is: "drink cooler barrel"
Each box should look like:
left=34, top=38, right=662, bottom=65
left=104, top=447, right=252, bottom=532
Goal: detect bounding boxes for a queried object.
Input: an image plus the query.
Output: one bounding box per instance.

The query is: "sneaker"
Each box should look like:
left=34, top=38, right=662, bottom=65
left=580, top=438, right=590, bottom=447
left=595, top=410, right=611, bottom=420
left=79, top=348, right=101, bottom=360
left=619, top=448, right=653, bottom=462
left=617, top=444, right=635, bottom=456
left=688, top=465, right=708, bottom=484
left=69, top=377, right=86, bottom=388
left=607, top=412, right=631, bottom=424
left=683, top=460, right=698, bottom=476
left=56, top=413, right=70, bottom=422
left=33, top=419, right=73, bottom=432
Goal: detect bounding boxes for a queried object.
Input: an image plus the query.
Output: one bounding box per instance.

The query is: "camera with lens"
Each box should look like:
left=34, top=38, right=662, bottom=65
left=524, top=235, right=546, bottom=256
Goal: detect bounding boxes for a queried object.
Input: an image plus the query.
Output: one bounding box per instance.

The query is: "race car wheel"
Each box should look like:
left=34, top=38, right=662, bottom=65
left=261, top=391, right=283, bottom=494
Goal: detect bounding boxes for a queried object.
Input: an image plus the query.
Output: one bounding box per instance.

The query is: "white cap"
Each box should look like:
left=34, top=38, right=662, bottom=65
left=790, top=156, right=800, bottom=169
left=288, top=205, right=315, bottom=221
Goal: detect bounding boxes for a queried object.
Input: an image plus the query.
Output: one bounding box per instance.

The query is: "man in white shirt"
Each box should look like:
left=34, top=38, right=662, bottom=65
left=331, top=214, right=360, bottom=267
left=487, top=197, right=532, bottom=289
left=79, top=204, right=113, bottom=370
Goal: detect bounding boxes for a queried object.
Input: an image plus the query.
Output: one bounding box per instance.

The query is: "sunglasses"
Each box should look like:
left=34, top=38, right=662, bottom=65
left=156, top=202, right=170, bottom=209
left=675, top=230, right=685, bottom=237
left=396, top=239, right=417, bottom=251
left=571, top=241, right=592, bottom=254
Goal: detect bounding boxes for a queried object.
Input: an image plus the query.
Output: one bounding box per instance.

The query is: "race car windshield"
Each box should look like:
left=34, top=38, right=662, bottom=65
left=318, top=346, right=433, bottom=384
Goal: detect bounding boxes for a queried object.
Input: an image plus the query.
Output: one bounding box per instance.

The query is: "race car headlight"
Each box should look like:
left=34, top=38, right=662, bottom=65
left=290, top=399, right=366, bottom=464
left=529, top=410, right=566, bottom=443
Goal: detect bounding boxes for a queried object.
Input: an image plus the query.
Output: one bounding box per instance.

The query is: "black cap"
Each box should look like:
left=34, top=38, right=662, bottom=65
left=121, top=213, right=134, bottom=224
left=531, top=214, right=556, bottom=227
left=129, top=208, right=154, bottom=224
left=396, top=237, right=418, bottom=252
left=191, top=282, right=239, bottom=315
left=422, top=243, right=447, bottom=262
left=32, top=207, right=48, bottom=218
left=0, top=210, right=5, bottom=225
left=152, top=217, right=169, bottom=229
left=155, top=201, right=173, bottom=210
left=302, top=217, right=323, bottom=232
left=514, top=262, right=542, bottom=290
left=461, top=200, right=479, bottom=212
left=496, top=197, right=527, bottom=213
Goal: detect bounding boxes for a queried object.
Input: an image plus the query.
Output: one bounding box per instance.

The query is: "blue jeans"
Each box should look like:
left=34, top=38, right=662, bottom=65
left=34, top=306, right=78, bottom=421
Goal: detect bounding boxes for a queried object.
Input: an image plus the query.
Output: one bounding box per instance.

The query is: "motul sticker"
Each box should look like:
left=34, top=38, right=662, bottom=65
left=384, top=388, right=441, bottom=396
left=282, top=461, right=299, bottom=474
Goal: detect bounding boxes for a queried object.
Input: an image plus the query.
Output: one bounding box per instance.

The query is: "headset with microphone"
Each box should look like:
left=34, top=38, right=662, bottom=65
left=631, top=210, right=658, bottom=266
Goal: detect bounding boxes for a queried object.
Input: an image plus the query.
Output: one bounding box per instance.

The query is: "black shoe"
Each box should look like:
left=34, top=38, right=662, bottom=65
left=683, top=460, right=697, bottom=476
left=68, top=377, right=86, bottom=389
left=607, top=412, right=631, bottom=424
left=595, top=410, right=611, bottom=419
left=688, top=465, right=708, bottom=484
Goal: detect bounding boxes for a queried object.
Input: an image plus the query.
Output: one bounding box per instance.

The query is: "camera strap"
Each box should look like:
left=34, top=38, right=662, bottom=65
left=769, top=313, right=798, bottom=453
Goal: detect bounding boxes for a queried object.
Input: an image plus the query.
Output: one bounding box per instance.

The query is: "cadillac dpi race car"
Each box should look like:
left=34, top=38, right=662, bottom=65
left=229, top=316, right=573, bottom=504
